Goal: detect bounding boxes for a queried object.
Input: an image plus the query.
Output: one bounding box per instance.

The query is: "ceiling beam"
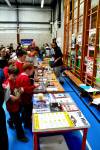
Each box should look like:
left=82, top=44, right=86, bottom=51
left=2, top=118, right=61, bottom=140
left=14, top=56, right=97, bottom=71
left=33, top=0, right=34, bottom=5
left=0, top=2, right=51, bottom=7
left=0, top=0, right=4, bottom=3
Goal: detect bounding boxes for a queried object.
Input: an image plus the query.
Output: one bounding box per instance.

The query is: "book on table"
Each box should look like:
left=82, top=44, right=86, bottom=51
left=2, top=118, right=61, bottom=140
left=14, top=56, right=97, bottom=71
left=33, top=100, right=50, bottom=113
left=61, top=104, right=79, bottom=112
left=68, top=111, right=89, bottom=127
left=34, top=112, right=74, bottom=130
left=50, top=97, right=74, bottom=105
left=50, top=102, right=62, bottom=111
left=52, top=93, right=67, bottom=98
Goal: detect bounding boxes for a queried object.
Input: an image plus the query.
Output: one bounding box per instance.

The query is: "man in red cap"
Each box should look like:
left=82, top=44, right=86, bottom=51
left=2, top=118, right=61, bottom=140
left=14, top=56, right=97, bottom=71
left=31, top=41, right=35, bottom=47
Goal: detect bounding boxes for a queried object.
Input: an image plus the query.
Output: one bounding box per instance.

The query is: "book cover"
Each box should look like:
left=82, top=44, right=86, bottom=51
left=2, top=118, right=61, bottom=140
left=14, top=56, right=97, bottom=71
left=52, top=93, right=67, bottom=98
left=77, top=33, right=82, bottom=45
left=61, top=104, right=79, bottom=112
left=33, top=101, right=50, bottom=113
left=96, top=59, right=100, bottom=82
left=88, top=28, right=96, bottom=50
left=71, top=34, right=76, bottom=49
left=51, top=98, right=74, bottom=105
left=50, top=103, right=62, bottom=111
left=86, top=57, right=93, bottom=78
left=14, top=88, right=21, bottom=99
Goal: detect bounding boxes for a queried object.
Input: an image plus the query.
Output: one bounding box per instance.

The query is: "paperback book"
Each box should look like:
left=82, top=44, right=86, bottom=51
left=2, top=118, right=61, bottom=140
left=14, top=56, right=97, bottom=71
left=61, top=104, right=79, bottom=112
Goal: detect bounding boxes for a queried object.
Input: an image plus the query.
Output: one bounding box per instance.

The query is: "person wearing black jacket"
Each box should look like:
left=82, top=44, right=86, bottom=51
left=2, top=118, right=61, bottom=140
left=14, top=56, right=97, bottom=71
left=0, top=68, right=8, bottom=150
left=52, top=42, right=64, bottom=84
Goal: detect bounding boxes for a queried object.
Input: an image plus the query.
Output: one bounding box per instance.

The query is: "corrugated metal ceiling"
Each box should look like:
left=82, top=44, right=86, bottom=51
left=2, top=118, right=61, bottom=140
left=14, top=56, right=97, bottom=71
left=0, top=0, right=55, bottom=6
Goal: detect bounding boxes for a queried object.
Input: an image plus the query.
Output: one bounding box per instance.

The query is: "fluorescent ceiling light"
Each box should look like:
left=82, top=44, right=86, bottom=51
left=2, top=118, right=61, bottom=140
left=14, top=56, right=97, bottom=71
left=5, top=0, right=12, bottom=7
left=41, top=0, right=44, bottom=8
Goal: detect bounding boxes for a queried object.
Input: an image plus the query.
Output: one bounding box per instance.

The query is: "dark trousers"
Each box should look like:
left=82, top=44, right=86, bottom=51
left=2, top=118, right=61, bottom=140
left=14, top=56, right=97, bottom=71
left=9, top=111, right=24, bottom=139
left=23, top=102, right=32, bottom=127
left=0, top=108, right=8, bottom=150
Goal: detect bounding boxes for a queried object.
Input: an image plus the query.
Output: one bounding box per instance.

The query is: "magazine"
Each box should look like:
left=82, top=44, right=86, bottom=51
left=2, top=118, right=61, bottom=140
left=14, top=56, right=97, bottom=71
left=86, top=57, right=93, bottom=78
left=96, top=59, right=100, bottom=82
left=61, top=104, right=79, bottom=112
left=71, top=34, right=76, bottom=49
left=77, top=33, right=82, bottom=45
left=88, top=28, right=96, bottom=50
left=68, top=111, right=89, bottom=127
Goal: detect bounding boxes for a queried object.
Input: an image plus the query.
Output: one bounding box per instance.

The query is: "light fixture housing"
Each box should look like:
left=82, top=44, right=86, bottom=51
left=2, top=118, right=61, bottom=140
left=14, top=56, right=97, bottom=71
left=41, top=0, right=44, bottom=8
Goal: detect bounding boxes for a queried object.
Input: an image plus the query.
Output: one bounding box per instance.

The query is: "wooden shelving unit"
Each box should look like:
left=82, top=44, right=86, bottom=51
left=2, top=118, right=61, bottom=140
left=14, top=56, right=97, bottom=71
left=63, top=0, right=86, bottom=80
left=63, top=0, right=100, bottom=90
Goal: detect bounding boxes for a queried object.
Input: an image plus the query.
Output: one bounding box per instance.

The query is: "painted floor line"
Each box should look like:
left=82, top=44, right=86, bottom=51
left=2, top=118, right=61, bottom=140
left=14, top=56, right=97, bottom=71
left=80, top=130, right=92, bottom=150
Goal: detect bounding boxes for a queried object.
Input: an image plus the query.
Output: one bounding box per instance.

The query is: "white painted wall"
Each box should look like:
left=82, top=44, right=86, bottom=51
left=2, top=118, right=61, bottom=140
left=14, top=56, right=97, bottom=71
left=52, top=0, right=65, bottom=53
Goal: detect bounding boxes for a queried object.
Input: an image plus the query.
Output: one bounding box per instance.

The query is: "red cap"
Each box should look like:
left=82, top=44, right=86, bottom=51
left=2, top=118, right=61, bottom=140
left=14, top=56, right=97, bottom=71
left=31, top=41, right=35, bottom=44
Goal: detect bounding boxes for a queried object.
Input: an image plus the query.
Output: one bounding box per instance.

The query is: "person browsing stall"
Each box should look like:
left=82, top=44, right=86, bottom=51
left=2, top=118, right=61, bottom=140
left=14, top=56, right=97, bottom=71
left=14, top=49, right=27, bottom=74
left=3, top=65, right=29, bottom=142
left=17, top=62, right=40, bottom=129
left=52, top=42, right=64, bottom=84
left=26, top=46, right=40, bottom=82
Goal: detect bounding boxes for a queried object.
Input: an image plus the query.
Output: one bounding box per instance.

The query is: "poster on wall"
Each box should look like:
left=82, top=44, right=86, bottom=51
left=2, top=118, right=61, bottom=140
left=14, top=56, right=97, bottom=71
left=86, top=57, right=93, bottom=78
left=71, top=34, right=76, bottom=49
left=88, top=28, right=96, bottom=50
left=96, top=59, right=100, bottom=82
left=77, top=33, right=82, bottom=45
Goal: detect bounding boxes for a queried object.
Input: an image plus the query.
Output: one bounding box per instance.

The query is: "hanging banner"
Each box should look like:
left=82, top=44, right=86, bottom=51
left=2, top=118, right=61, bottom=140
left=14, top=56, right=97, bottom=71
left=86, top=57, right=93, bottom=78
left=88, top=28, right=96, bottom=50
left=96, top=59, right=100, bottom=82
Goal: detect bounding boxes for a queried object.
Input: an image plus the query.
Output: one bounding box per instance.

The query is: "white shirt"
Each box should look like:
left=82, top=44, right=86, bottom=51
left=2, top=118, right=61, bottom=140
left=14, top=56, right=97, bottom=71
left=25, top=55, right=38, bottom=67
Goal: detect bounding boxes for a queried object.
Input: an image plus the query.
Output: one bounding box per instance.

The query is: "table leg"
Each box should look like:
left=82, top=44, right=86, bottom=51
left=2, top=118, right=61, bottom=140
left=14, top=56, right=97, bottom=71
left=81, top=128, right=88, bottom=150
left=34, top=133, right=38, bottom=150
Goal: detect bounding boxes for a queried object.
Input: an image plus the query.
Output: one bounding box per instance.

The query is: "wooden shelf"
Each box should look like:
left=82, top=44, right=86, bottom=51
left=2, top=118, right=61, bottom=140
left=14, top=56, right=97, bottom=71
left=63, top=0, right=100, bottom=89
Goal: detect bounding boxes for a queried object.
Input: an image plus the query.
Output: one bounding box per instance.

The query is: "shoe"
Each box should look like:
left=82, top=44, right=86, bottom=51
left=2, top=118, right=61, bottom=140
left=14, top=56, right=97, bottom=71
left=7, top=120, right=14, bottom=130
left=17, top=136, right=29, bottom=142
left=60, top=81, right=64, bottom=84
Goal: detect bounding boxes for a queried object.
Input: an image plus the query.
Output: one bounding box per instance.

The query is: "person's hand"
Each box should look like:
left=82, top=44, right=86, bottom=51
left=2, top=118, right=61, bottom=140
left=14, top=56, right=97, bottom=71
left=34, top=77, right=39, bottom=82
left=19, top=87, right=24, bottom=94
left=2, top=84, right=7, bottom=89
left=10, top=95, right=17, bottom=102
left=35, top=83, right=40, bottom=88
left=54, top=60, right=57, bottom=64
